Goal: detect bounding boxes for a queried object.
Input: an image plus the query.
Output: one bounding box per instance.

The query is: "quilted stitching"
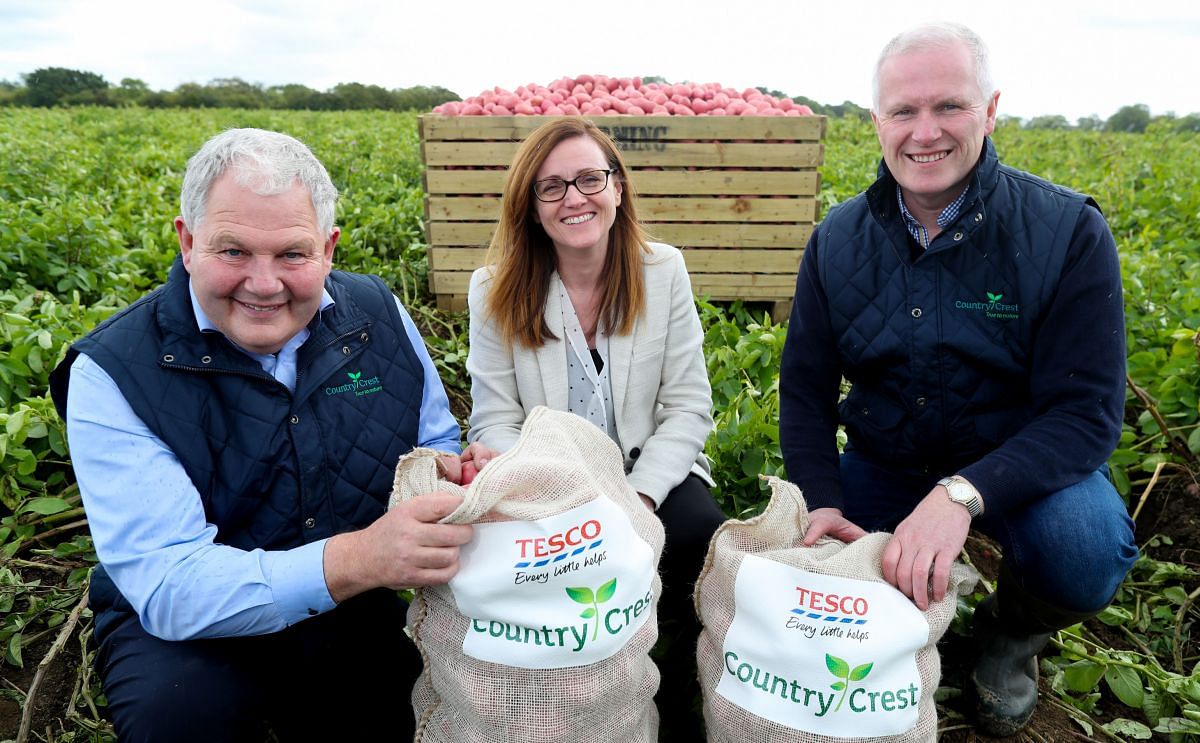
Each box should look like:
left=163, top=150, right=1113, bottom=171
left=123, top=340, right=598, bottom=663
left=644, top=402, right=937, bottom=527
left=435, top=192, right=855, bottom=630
left=64, top=261, right=426, bottom=552
left=817, top=139, right=1088, bottom=468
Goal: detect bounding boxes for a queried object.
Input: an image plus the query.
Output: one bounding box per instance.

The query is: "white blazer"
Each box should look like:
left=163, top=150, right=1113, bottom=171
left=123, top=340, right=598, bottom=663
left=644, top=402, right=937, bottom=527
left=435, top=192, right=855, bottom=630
left=466, top=242, right=714, bottom=506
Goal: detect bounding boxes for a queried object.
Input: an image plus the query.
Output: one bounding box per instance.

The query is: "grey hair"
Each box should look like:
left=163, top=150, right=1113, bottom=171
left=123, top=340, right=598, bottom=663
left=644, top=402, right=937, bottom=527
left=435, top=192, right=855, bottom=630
left=179, top=128, right=338, bottom=234
left=872, top=22, right=994, bottom=112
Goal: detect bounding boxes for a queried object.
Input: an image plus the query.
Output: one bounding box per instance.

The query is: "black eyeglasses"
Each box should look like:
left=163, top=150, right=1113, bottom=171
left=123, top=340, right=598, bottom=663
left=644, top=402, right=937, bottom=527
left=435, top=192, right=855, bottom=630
left=532, top=169, right=616, bottom=202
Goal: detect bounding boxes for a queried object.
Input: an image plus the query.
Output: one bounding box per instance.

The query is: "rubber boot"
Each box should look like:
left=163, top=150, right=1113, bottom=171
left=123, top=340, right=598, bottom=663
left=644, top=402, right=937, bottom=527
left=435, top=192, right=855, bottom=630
left=970, top=567, right=1099, bottom=737
left=969, top=593, right=1051, bottom=737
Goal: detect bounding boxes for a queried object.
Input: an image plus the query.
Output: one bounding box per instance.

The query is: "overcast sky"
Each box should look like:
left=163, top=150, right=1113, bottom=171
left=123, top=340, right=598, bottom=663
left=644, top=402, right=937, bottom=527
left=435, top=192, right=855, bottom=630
left=1, top=0, right=1197, bottom=122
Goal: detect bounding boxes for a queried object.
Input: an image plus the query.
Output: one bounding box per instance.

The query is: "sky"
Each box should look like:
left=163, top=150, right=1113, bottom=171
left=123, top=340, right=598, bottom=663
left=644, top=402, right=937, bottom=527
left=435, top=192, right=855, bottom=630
left=1, top=0, right=1197, bottom=122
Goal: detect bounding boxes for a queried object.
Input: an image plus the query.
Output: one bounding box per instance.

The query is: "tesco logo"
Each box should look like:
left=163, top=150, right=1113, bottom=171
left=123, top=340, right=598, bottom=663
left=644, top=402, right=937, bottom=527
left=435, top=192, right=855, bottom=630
left=794, top=586, right=869, bottom=617
left=515, top=519, right=602, bottom=559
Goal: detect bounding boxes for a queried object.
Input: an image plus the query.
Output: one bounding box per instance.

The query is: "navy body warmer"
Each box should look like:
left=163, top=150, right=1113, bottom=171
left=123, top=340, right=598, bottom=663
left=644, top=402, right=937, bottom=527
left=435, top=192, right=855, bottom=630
left=817, top=139, right=1092, bottom=472
left=51, top=258, right=425, bottom=635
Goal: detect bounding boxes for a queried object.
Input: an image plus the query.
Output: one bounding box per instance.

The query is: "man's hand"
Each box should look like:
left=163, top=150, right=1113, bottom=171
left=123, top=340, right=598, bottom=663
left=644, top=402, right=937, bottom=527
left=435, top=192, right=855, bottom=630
left=323, top=492, right=473, bottom=603
left=802, top=507, right=868, bottom=545
left=439, top=442, right=500, bottom=485
left=881, top=486, right=971, bottom=610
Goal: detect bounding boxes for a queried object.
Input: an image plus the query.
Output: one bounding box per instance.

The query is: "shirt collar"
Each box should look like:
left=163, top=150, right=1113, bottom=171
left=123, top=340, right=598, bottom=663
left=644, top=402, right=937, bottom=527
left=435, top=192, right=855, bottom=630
left=896, top=184, right=969, bottom=250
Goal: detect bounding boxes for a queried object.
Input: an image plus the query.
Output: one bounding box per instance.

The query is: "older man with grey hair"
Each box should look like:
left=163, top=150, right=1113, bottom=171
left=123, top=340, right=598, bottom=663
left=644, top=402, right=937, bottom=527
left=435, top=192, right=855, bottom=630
left=779, top=23, right=1137, bottom=736
left=50, top=128, right=488, bottom=741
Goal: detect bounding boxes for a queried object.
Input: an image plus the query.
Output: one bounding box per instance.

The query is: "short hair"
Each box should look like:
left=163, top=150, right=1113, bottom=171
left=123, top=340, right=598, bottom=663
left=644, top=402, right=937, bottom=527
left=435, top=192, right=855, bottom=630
left=872, top=22, right=994, bottom=112
left=483, top=118, right=650, bottom=348
left=179, top=128, right=338, bottom=233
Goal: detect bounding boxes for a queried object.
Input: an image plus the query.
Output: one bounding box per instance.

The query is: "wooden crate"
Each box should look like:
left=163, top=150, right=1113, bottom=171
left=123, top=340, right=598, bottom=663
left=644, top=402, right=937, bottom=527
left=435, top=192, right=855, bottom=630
left=419, top=115, right=826, bottom=319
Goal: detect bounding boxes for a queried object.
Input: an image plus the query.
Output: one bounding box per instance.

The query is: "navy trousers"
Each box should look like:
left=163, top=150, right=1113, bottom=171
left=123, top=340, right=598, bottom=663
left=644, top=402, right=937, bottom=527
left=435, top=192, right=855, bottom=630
left=95, top=588, right=419, bottom=742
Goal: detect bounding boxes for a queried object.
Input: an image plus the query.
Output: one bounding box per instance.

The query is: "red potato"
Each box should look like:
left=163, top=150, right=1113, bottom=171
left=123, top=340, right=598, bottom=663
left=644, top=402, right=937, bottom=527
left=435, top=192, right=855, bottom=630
left=437, top=75, right=817, bottom=117
left=461, top=461, right=478, bottom=485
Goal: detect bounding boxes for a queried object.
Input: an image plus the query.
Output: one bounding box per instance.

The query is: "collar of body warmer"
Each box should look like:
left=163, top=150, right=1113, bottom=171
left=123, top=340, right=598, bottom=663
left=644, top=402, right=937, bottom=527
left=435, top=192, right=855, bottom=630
left=896, top=184, right=969, bottom=250
left=187, top=279, right=335, bottom=391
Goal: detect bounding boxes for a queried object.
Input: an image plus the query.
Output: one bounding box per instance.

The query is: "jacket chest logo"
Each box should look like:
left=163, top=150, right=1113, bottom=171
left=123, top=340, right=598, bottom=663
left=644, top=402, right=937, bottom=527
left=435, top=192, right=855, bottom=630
left=324, top=369, right=384, bottom=397
left=952, top=291, right=1020, bottom=320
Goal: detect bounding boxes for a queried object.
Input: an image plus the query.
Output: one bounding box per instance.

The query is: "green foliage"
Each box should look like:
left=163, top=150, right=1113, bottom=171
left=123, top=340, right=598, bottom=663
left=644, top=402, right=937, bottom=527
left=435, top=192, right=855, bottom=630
left=1107, top=104, right=1153, bottom=133
left=22, top=67, right=109, bottom=107
left=1041, top=536, right=1200, bottom=736
left=3, top=69, right=460, bottom=112
left=698, top=300, right=790, bottom=516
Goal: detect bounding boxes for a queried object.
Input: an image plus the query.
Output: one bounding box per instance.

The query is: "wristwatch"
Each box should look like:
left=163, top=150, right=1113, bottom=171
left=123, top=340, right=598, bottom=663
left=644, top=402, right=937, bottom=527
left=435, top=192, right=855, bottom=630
left=937, top=475, right=984, bottom=518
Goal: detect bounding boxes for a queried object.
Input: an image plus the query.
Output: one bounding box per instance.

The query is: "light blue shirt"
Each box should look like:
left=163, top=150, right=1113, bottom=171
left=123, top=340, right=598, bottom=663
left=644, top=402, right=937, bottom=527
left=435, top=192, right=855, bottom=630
left=66, top=281, right=462, bottom=641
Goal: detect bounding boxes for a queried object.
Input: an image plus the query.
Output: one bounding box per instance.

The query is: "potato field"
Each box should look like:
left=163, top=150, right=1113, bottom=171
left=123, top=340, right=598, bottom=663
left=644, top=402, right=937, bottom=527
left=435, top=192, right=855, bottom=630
left=0, top=107, right=1197, bottom=741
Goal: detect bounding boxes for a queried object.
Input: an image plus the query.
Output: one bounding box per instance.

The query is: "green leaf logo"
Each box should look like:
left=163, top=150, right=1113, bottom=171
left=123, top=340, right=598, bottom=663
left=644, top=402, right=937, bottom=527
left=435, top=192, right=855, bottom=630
left=826, top=653, right=873, bottom=712
left=566, top=578, right=617, bottom=641
left=347, top=371, right=362, bottom=382
left=986, top=292, right=1003, bottom=303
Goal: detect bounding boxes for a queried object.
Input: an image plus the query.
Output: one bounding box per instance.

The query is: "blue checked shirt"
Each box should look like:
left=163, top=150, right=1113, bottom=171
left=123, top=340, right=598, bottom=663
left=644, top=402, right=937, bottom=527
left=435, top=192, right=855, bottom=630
left=897, top=184, right=969, bottom=249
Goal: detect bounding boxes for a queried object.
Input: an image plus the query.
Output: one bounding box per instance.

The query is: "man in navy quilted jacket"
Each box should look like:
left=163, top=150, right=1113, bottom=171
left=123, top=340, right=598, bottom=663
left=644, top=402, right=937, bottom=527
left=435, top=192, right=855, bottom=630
left=779, top=23, right=1137, bottom=736
left=50, top=128, right=488, bottom=742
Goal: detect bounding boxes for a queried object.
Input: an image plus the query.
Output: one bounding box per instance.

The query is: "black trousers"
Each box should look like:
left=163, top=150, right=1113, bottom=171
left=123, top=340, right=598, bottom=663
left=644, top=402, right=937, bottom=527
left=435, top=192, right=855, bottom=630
left=95, top=589, right=419, bottom=742
left=651, top=473, right=728, bottom=740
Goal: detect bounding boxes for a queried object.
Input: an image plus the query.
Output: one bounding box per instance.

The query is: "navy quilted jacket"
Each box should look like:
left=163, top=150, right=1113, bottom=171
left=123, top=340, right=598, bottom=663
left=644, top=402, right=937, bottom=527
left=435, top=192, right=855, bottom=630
left=780, top=138, right=1125, bottom=516
left=51, top=258, right=424, bottom=629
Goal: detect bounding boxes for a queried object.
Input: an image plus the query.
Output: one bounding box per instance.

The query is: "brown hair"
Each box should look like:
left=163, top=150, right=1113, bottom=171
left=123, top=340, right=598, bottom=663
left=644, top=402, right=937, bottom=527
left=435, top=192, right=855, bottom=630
left=483, top=118, right=650, bottom=348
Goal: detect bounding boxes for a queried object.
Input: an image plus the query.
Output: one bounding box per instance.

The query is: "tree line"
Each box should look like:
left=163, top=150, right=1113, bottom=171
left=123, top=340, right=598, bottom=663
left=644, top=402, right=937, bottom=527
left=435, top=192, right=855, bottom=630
left=0, top=67, right=459, bottom=112
left=2, top=68, right=1196, bottom=133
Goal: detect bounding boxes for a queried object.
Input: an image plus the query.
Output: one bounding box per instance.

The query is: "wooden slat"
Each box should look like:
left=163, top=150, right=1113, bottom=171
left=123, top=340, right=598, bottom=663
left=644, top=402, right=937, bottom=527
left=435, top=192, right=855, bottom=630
left=420, top=115, right=826, bottom=142
left=424, top=141, right=823, bottom=168
left=431, top=270, right=798, bottom=297
left=427, top=196, right=817, bottom=223
left=428, top=222, right=814, bottom=248
left=430, top=247, right=802, bottom=274
left=425, top=169, right=820, bottom=196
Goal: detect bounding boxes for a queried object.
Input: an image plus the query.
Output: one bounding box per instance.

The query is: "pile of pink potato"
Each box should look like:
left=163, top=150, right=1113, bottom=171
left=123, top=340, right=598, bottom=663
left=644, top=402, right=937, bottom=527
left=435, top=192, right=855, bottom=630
left=432, top=74, right=815, bottom=117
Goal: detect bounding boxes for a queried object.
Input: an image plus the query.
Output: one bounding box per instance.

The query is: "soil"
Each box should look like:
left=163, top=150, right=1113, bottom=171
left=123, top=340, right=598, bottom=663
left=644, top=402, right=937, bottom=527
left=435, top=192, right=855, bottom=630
left=3, top=482, right=1196, bottom=742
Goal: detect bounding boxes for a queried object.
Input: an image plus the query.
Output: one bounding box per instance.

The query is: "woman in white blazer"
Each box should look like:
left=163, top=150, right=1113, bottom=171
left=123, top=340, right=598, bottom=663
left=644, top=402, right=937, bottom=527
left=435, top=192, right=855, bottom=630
left=466, top=118, right=725, bottom=737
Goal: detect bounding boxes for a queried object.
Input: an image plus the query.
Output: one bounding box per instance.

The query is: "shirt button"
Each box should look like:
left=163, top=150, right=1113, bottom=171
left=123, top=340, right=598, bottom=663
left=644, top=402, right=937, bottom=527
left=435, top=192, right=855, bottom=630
left=916, top=397, right=927, bottom=406
left=360, top=332, right=369, bottom=342
left=342, top=346, right=352, bottom=355
left=953, top=231, right=964, bottom=241
left=289, top=414, right=300, bottom=424
left=974, top=213, right=983, bottom=223
left=304, top=517, right=316, bottom=529
left=630, top=447, right=641, bottom=458
left=911, top=307, right=923, bottom=318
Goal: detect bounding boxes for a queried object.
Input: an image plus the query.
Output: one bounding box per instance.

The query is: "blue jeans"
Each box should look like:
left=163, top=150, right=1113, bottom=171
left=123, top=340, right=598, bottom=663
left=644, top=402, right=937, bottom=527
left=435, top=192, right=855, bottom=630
left=839, top=451, right=1138, bottom=615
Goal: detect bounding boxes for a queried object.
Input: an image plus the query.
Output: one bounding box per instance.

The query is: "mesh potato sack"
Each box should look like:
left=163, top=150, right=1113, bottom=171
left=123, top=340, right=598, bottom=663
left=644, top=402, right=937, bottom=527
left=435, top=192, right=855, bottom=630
left=390, top=406, right=665, bottom=743
left=695, top=477, right=977, bottom=742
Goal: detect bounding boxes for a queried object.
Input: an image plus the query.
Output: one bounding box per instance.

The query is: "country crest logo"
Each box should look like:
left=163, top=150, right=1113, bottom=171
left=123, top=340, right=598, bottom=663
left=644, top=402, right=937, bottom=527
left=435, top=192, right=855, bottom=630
left=954, top=290, right=1019, bottom=320
left=323, top=369, right=384, bottom=397
left=466, top=575, right=653, bottom=653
